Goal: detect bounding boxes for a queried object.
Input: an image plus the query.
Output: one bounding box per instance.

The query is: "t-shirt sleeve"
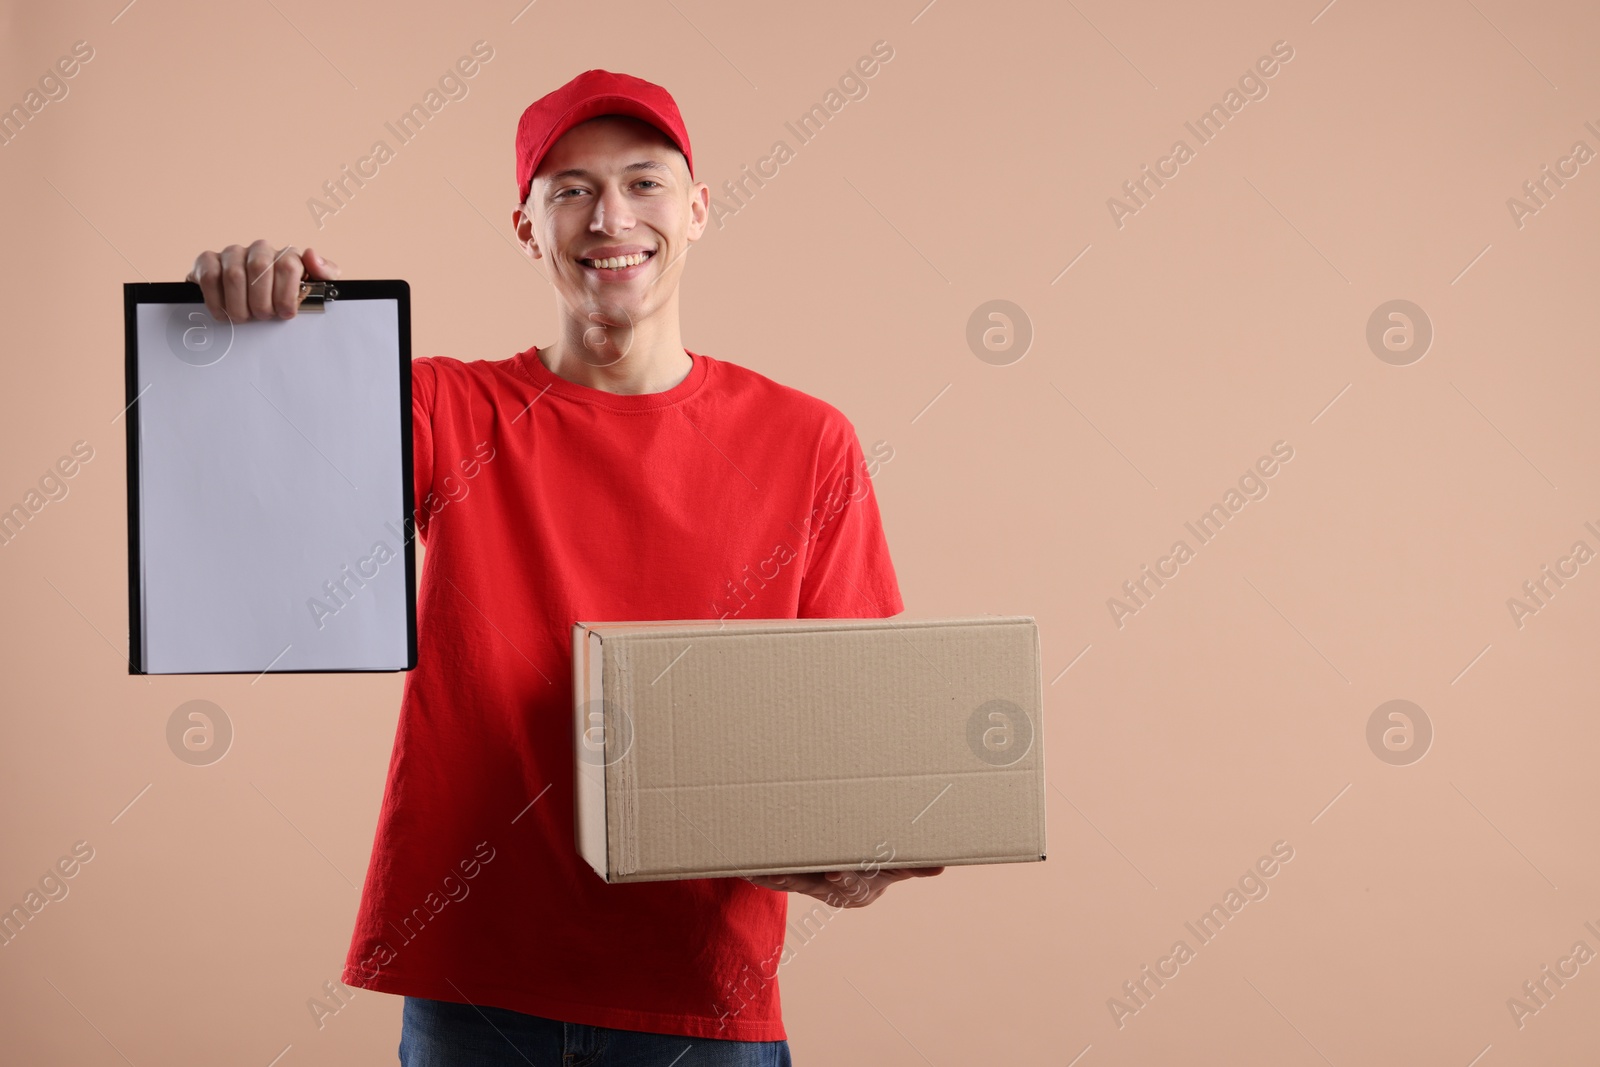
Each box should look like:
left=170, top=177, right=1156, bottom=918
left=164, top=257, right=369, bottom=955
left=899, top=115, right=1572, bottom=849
left=410, top=357, right=438, bottom=545
left=796, top=414, right=904, bottom=619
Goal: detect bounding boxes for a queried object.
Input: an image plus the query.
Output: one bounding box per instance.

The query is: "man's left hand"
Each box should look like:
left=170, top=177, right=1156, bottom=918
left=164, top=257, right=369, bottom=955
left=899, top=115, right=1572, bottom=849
left=743, top=867, right=945, bottom=908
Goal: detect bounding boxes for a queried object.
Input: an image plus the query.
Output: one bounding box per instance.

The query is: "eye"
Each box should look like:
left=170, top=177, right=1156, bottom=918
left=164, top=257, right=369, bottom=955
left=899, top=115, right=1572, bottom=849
left=555, top=187, right=586, bottom=199
left=635, top=180, right=662, bottom=190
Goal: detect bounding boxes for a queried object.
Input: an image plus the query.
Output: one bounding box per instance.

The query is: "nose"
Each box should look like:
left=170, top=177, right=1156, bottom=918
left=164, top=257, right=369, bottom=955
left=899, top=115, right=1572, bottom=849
left=590, top=181, right=636, bottom=236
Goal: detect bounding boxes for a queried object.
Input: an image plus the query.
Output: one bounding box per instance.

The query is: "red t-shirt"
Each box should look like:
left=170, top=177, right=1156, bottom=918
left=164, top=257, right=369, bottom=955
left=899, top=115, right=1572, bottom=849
left=341, top=345, right=904, bottom=1041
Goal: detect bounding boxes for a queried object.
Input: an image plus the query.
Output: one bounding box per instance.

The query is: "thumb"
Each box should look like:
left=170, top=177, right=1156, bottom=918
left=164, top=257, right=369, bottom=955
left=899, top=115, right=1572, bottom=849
left=302, top=247, right=341, bottom=280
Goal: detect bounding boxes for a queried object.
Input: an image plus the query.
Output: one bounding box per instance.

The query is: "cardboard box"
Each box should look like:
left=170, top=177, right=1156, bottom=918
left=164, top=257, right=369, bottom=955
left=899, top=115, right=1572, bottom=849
left=572, top=615, right=1047, bottom=883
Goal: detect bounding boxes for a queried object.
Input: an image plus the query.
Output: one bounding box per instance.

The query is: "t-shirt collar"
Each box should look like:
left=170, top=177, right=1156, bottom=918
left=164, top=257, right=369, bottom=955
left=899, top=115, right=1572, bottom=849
left=511, top=345, right=709, bottom=410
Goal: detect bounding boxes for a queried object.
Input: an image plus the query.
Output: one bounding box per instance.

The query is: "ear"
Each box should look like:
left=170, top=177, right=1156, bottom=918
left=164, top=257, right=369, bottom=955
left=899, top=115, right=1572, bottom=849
left=684, top=180, right=710, bottom=244
left=512, top=204, right=543, bottom=260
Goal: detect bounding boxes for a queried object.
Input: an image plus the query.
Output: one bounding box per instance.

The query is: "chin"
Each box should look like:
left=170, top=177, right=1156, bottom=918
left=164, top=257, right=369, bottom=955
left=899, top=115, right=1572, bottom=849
left=584, top=296, right=642, bottom=328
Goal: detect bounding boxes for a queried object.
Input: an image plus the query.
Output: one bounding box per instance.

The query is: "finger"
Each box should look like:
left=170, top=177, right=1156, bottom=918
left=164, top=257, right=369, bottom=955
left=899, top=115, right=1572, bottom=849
left=799, top=879, right=840, bottom=904
left=189, top=250, right=225, bottom=322
left=841, top=884, right=876, bottom=908
left=272, top=247, right=307, bottom=319
left=244, top=239, right=280, bottom=319
left=832, top=872, right=868, bottom=901
left=303, top=246, right=341, bottom=280
left=840, top=872, right=872, bottom=902
left=219, top=244, right=252, bottom=323
left=880, top=866, right=941, bottom=881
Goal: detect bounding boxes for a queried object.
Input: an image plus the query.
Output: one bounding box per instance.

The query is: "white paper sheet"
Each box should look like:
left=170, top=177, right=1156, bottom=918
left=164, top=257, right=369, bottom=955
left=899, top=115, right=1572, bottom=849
left=134, top=300, right=409, bottom=673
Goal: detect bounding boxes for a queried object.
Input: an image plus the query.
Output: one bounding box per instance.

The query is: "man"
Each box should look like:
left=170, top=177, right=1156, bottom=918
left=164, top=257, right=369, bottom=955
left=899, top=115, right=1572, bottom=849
left=186, top=69, right=941, bottom=1065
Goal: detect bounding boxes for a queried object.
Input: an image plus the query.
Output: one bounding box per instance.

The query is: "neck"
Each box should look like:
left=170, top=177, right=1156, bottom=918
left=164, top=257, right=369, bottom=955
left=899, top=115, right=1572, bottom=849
left=539, top=297, right=692, bottom=395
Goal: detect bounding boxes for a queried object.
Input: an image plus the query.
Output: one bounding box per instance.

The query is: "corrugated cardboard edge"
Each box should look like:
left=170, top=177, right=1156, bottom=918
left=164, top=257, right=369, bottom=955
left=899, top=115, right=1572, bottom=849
left=608, top=638, right=640, bottom=880
left=613, top=853, right=1042, bottom=884
left=578, top=615, right=1033, bottom=639
left=572, top=623, right=610, bottom=881
left=1031, top=618, right=1048, bottom=863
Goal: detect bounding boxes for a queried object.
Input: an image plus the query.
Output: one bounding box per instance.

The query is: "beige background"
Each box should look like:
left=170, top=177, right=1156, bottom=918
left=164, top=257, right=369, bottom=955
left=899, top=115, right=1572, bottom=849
left=3, top=0, right=1598, bottom=1062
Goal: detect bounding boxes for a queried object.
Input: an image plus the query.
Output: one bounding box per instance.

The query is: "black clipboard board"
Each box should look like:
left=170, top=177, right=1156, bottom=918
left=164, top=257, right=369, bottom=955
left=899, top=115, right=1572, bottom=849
left=123, top=279, right=417, bottom=675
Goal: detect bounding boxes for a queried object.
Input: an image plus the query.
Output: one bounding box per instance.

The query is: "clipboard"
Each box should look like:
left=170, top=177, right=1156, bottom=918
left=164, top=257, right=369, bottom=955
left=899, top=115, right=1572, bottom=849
left=123, top=279, right=418, bottom=675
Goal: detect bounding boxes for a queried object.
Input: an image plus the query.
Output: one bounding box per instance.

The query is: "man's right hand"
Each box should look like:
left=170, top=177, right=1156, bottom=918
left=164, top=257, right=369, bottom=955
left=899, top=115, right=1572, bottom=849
left=185, top=240, right=341, bottom=323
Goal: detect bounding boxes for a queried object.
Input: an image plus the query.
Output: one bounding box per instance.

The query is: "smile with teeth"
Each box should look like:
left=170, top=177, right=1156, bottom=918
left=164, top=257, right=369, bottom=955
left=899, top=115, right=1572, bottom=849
left=582, top=251, right=654, bottom=270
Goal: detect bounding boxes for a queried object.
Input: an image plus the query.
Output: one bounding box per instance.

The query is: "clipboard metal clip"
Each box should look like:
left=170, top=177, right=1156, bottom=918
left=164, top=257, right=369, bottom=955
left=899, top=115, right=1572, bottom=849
left=298, top=281, right=339, bottom=312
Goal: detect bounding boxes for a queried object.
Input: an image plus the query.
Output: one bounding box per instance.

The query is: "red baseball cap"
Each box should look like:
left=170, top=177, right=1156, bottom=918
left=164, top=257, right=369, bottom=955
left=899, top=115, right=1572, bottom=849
left=515, top=69, right=694, bottom=204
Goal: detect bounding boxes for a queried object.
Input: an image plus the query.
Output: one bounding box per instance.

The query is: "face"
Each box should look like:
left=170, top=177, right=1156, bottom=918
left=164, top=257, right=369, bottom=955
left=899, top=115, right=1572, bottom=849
left=514, top=116, right=708, bottom=337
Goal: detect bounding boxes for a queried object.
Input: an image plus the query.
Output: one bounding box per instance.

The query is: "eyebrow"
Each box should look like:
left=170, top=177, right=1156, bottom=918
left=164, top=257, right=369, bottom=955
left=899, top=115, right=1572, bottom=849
left=542, top=160, right=674, bottom=184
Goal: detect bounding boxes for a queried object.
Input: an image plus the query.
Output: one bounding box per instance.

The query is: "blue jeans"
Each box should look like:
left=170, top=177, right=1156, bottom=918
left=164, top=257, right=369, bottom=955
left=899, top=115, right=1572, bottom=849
left=398, top=996, right=794, bottom=1066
